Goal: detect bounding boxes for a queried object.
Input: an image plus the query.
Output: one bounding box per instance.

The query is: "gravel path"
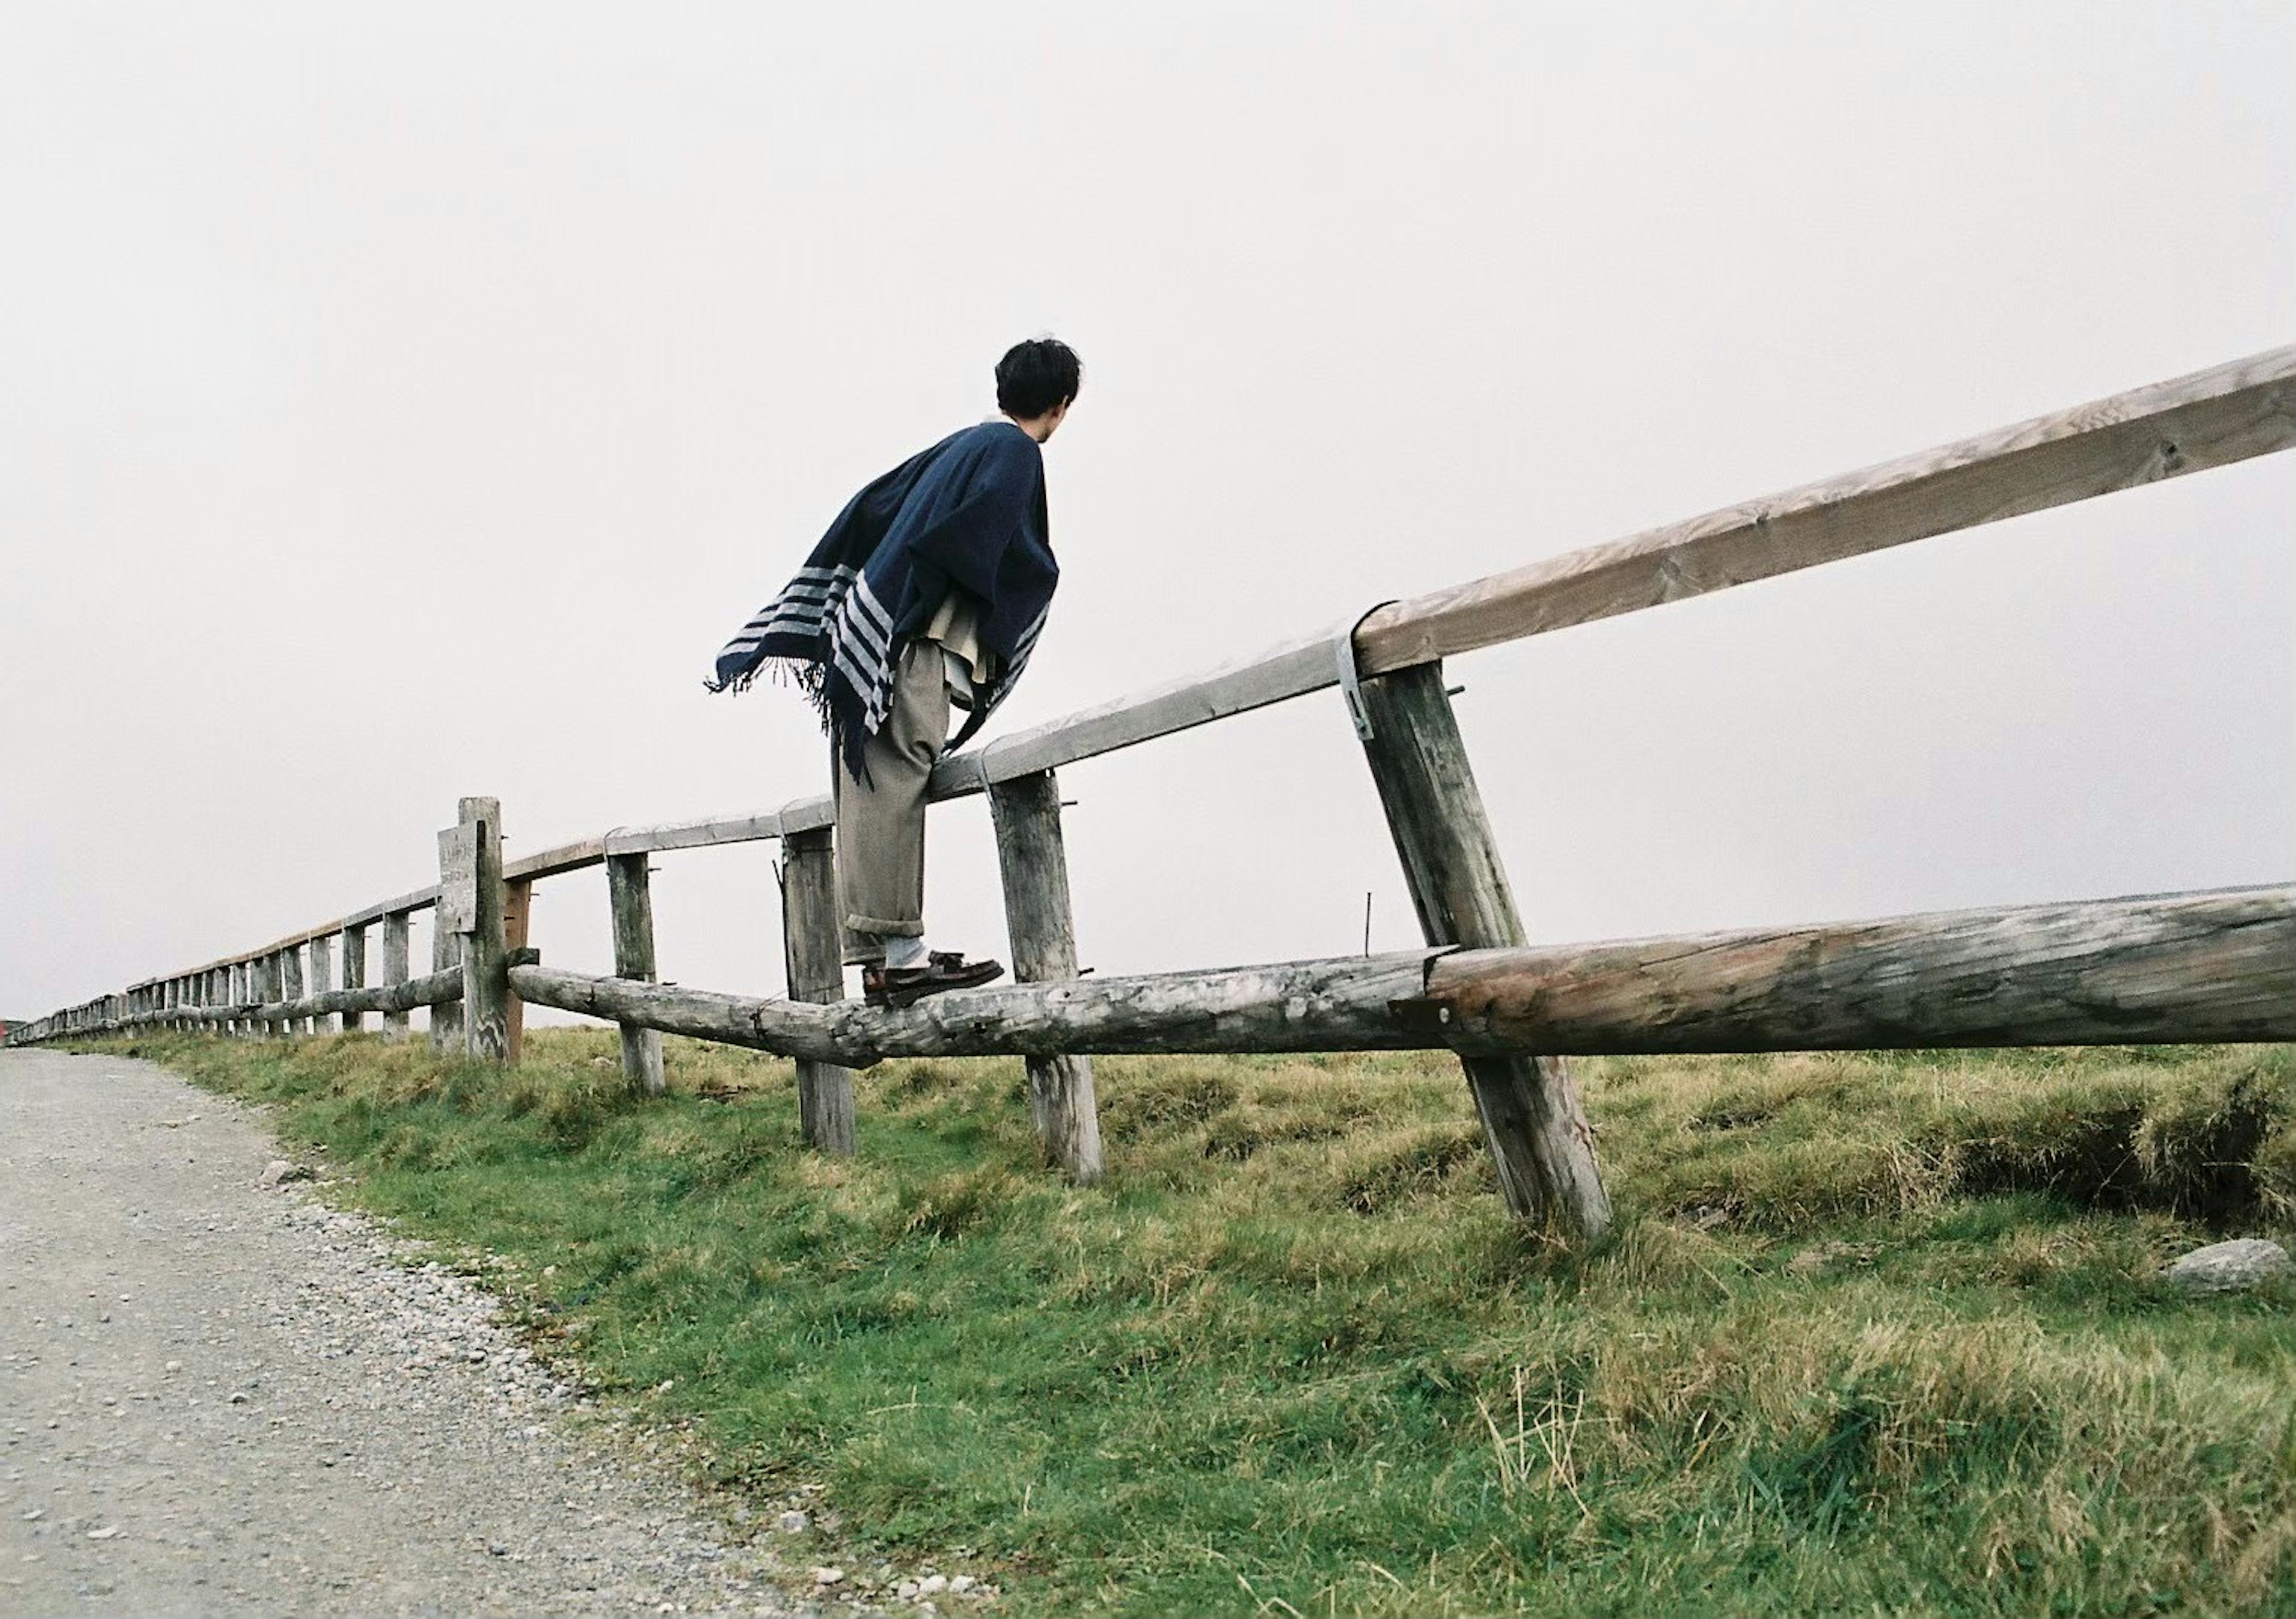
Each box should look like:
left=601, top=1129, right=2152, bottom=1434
left=0, top=1048, right=829, bottom=1618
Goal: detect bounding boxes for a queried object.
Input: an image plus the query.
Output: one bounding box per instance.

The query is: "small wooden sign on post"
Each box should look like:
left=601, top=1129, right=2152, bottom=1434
left=436, top=824, right=480, bottom=935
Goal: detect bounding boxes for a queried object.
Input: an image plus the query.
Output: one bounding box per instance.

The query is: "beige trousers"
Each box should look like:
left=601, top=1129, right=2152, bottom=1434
left=833, top=641, right=951, bottom=964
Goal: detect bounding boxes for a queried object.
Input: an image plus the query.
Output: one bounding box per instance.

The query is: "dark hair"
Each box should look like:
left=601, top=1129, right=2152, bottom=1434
left=995, top=337, right=1082, bottom=419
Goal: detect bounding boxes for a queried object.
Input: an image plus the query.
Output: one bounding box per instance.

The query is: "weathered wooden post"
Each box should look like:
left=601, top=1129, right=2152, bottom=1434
left=255, top=954, right=277, bottom=1037
left=436, top=796, right=511, bottom=1061
left=309, top=933, right=334, bottom=1035
left=463, top=798, right=510, bottom=1061
left=605, top=851, right=666, bottom=1096
left=381, top=911, right=412, bottom=1040
left=502, top=877, right=532, bottom=1062
left=988, top=769, right=1104, bottom=1184
left=226, top=964, right=243, bottom=1036
left=340, top=925, right=366, bottom=1033
left=1352, top=659, right=1611, bottom=1241
left=780, top=828, right=854, bottom=1151
left=281, top=945, right=307, bottom=1035
left=430, top=922, right=464, bottom=1054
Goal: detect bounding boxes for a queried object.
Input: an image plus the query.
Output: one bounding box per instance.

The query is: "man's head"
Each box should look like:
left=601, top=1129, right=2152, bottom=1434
left=996, top=337, right=1082, bottom=442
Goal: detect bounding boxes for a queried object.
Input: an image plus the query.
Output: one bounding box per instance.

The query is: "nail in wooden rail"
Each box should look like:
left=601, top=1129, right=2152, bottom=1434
left=780, top=829, right=856, bottom=1152
left=605, top=851, right=667, bottom=1096
left=1354, top=661, right=1612, bottom=1241
left=988, top=769, right=1104, bottom=1184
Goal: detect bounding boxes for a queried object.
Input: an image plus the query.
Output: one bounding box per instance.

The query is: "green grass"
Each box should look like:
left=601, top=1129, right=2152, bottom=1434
left=71, top=1030, right=2296, bottom=1617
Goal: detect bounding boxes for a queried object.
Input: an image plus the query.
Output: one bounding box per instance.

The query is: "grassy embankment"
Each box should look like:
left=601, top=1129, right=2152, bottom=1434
left=79, top=1028, right=2296, bottom=1617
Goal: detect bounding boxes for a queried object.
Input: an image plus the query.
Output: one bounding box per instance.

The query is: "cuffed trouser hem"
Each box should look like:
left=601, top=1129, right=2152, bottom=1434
left=845, top=914, right=924, bottom=938
left=841, top=916, right=924, bottom=968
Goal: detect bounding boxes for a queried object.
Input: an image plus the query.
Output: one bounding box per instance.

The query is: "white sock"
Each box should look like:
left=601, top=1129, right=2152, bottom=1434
left=883, top=934, right=929, bottom=970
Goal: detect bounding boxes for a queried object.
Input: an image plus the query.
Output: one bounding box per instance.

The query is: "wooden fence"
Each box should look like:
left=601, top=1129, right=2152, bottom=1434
left=12, top=346, right=2294, bottom=1242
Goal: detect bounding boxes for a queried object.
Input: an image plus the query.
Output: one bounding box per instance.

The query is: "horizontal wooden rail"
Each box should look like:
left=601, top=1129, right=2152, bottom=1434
left=504, top=838, right=606, bottom=884
left=1355, top=345, right=2296, bottom=673
left=508, top=952, right=1433, bottom=1064
left=103, top=969, right=465, bottom=1032
left=132, top=885, right=444, bottom=989
left=506, top=885, right=2292, bottom=1067
left=1415, top=883, right=2294, bottom=1054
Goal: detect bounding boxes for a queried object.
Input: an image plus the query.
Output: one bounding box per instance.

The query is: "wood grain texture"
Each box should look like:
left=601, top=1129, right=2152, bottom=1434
left=430, top=920, right=464, bottom=1054
left=280, top=948, right=308, bottom=1036
left=502, top=838, right=604, bottom=884
left=988, top=769, right=1104, bottom=1184
left=381, top=911, right=411, bottom=1038
left=606, top=813, right=791, bottom=857
left=1354, top=346, right=2296, bottom=676
left=1421, top=885, right=2296, bottom=1053
left=604, top=853, right=666, bottom=1097
left=459, top=797, right=510, bottom=1062
left=255, top=955, right=280, bottom=1037
left=511, top=952, right=1437, bottom=1066
left=502, top=879, right=531, bottom=1062
left=1357, top=662, right=1612, bottom=1239
left=343, top=885, right=441, bottom=930
left=781, top=829, right=856, bottom=1153
left=947, top=625, right=1341, bottom=791
left=340, top=925, right=367, bottom=1034
left=308, top=934, right=334, bottom=1035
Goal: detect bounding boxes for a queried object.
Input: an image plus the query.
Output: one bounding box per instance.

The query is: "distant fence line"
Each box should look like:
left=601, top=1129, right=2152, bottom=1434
left=13, top=345, right=2295, bottom=1244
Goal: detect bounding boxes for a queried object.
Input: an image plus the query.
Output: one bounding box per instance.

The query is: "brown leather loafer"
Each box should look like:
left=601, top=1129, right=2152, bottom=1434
left=863, top=954, right=1006, bottom=1009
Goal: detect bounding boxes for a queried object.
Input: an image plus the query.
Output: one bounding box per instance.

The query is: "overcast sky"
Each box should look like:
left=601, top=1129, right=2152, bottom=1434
left=4, top=2, right=2289, bottom=1026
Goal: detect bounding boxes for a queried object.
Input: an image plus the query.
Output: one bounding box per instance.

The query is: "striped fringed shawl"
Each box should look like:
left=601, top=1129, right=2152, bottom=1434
left=707, top=420, right=1057, bottom=783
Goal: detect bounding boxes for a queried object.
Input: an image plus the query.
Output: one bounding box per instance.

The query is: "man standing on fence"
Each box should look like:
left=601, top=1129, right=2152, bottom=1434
left=708, top=337, right=1082, bottom=1009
